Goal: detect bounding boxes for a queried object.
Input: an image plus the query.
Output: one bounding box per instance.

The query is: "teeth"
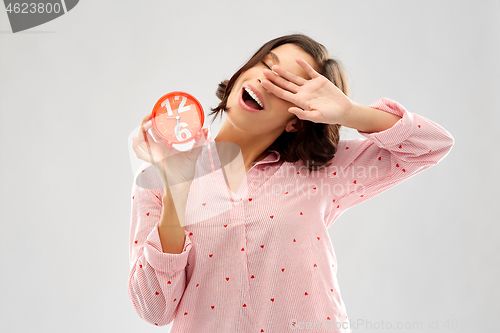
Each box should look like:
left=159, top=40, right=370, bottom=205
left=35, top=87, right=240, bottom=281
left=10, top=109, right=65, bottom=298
left=244, top=87, right=263, bottom=108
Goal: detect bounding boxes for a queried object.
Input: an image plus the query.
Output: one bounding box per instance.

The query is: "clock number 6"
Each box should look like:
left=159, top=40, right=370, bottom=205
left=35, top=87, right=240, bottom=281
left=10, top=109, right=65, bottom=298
left=176, top=122, right=192, bottom=141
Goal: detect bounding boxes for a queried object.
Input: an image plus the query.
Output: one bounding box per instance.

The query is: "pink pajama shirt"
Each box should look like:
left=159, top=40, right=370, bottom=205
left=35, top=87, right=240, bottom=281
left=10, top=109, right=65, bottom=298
left=128, top=98, right=454, bottom=332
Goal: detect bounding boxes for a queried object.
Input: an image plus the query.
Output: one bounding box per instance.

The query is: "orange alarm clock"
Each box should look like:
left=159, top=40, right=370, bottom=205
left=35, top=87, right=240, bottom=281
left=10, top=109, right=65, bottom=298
left=151, top=91, right=205, bottom=146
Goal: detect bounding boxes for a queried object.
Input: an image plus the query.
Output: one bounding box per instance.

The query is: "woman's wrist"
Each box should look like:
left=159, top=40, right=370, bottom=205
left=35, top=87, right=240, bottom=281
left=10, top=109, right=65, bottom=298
left=340, top=101, right=401, bottom=133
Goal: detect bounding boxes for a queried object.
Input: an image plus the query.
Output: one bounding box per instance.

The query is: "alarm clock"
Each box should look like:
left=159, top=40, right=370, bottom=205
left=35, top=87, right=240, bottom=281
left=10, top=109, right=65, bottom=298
left=151, top=91, right=205, bottom=146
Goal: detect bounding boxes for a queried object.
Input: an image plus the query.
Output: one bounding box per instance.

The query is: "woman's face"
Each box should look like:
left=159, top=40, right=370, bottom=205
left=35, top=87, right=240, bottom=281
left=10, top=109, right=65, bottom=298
left=225, top=43, right=319, bottom=136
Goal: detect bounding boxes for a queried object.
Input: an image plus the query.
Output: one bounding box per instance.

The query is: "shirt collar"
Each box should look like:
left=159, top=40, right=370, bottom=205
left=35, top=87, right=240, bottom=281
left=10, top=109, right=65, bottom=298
left=260, top=149, right=280, bottom=164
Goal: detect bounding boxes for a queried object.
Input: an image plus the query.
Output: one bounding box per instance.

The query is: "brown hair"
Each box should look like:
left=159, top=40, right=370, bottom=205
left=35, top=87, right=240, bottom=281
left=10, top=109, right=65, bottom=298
left=208, top=34, right=350, bottom=173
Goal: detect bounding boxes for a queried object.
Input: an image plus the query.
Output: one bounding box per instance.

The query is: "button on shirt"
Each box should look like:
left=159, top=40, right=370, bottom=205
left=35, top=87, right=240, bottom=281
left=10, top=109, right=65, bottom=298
left=128, top=98, right=454, bottom=332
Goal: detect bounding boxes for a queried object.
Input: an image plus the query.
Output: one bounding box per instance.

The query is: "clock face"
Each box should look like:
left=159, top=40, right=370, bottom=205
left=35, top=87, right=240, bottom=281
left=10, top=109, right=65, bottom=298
left=151, top=92, right=205, bottom=145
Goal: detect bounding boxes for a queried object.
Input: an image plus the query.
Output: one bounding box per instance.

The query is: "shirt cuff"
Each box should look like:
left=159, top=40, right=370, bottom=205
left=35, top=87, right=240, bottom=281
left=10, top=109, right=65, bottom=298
left=357, top=97, right=416, bottom=149
left=143, top=222, right=192, bottom=273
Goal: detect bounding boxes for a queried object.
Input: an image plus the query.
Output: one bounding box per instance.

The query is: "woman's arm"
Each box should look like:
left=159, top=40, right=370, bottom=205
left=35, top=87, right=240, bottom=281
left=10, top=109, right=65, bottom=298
left=158, top=183, right=191, bottom=255
left=324, top=98, right=454, bottom=228
left=128, top=162, right=192, bottom=326
left=340, top=101, right=401, bottom=133
left=261, top=58, right=454, bottom=226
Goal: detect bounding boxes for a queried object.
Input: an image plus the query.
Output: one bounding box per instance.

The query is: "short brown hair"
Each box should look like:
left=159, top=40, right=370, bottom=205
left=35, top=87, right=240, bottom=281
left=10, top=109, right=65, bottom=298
left=209, top=34, right=350, bottom=173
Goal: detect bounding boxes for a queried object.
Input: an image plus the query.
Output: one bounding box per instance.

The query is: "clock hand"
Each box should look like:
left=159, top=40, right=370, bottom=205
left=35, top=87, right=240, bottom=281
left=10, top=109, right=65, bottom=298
left=175, top=117, right=180, bottom=137
left=173, top=106, right=181, bottom=136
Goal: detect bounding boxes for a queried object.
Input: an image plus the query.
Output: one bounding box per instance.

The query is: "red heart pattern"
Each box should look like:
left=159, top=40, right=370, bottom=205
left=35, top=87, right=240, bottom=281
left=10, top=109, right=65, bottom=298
left=129, top=115, right=444, bottom=331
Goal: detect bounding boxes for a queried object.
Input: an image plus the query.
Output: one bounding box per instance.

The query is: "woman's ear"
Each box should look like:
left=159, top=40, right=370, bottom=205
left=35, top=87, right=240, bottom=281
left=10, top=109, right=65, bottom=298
left=285, top=118, right=299, bottom=133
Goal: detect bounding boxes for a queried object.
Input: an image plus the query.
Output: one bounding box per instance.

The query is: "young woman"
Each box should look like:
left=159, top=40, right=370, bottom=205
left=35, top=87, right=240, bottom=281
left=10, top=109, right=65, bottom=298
left=129, top=34, right=454, bottom=332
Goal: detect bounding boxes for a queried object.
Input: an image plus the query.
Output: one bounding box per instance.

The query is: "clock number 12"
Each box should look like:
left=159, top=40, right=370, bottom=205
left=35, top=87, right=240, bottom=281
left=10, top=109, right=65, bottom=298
left=161, top=96, right=192, bottom=116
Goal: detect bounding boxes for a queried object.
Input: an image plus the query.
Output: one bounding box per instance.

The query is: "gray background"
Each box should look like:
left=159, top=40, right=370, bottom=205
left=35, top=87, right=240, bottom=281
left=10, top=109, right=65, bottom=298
left=1, top=0, right=498, bottom=332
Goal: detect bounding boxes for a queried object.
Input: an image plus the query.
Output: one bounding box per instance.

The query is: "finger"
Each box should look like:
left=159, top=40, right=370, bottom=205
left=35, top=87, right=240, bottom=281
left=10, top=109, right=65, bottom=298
left=296, top=58, right=321, bottom=79
left=261, top=78, right=298, bottom=105
left=263, top=69, right=300, bottom=94
left=132, top=136, right=152, bottom=162
left=142, top=120, right=153, bottom=132
left=150, top=127, right=163, bottom=143
left=140, top=121, right=154, bottom=147
left=189, top=127, right=209, bottom=155
left=141, top=113, right=153, bottom=126
left=271, top=65, right=307, bottom=86
left=288, top=106, right=323, bottom=123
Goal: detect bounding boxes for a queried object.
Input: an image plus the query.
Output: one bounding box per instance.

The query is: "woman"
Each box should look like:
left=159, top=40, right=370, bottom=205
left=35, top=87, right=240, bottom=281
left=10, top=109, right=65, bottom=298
left=129, top=34, right=454, bottom=332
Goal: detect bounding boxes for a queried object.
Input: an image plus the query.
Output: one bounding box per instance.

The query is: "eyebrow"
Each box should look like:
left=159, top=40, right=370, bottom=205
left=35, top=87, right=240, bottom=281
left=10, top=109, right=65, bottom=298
left=268, top=51, right=280, bottom=64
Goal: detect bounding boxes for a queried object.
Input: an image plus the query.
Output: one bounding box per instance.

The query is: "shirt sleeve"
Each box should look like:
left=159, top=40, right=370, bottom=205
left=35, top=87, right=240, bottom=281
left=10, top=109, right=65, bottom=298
left=127, top=162, right=193, bottom=326
left=324, top=97, right=454, bottom=228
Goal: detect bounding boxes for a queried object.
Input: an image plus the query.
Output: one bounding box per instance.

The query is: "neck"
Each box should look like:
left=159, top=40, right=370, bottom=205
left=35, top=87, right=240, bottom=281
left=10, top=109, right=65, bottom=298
left=214, top=121, right=278, bottom=172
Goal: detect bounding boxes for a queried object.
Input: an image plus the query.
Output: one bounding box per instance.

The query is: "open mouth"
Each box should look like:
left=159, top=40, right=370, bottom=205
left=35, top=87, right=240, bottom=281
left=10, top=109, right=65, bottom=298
left=241, top=86, right=264, bottom=111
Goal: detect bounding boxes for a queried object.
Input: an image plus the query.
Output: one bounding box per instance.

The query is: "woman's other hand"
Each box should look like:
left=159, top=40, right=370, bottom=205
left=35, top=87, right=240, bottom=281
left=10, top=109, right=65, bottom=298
left=261, top=57, right=353, bottom=126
